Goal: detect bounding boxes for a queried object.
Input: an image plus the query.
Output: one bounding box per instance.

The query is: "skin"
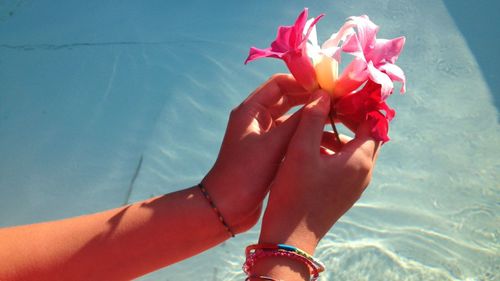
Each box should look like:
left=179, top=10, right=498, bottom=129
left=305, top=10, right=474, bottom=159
left=250, top=90, right=380, bottom=280
left=0, top=74, right=310, bottom=281
left=0, top=75, right=379, bottom=281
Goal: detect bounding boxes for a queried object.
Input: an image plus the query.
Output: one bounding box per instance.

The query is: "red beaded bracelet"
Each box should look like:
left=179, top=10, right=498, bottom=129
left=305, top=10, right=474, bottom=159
left=243, top=243, right=325, bottom=281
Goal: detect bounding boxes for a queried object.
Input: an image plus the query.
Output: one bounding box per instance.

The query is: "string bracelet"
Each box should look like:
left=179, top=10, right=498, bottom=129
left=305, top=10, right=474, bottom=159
left=197, top=183, right=235, bottom=237
left=243, top=243, right=325, bottom=281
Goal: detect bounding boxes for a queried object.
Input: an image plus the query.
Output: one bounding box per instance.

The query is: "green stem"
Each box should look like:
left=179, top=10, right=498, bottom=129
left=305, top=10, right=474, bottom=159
left=329, top=110, right=342, bottom=148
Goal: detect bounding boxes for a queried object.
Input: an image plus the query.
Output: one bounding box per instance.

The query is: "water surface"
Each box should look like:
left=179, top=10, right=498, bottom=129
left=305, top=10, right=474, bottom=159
left=0, top=1, right=498, bottom=280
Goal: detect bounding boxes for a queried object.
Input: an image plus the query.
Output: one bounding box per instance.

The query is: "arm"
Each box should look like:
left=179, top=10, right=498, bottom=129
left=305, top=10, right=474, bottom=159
left=0, top=187, right=232, bottom=280
left=0, top=74, right=310, bottom=281
left=248, top=89, right=381, bottom=280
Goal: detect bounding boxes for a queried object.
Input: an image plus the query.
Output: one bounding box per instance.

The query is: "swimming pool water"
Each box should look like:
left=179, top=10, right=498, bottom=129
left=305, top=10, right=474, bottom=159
left=0, top=1, right=498, bottom=280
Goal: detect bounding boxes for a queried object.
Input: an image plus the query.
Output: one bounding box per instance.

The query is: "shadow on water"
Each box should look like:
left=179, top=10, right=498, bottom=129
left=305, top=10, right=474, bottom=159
left=443, top=0, right=500, bottom=122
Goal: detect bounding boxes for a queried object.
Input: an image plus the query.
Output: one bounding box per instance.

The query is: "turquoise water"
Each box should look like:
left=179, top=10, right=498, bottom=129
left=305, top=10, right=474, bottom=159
left=0, top=1, right=499, bottom=280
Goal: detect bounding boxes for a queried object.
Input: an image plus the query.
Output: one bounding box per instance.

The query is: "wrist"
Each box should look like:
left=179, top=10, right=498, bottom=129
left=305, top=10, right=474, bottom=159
left=247, top=255, right=310, bottom=281
left=200, top=174, right=261, bottom=235
left=259, top=225, right=319, bottom=256
left=259, top=196, right=320, bottom=255
left=244, top=243, right=325, bottom=281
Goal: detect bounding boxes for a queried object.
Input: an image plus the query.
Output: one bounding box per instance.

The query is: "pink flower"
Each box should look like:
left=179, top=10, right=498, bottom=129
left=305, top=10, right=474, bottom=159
left=334, top=15, right=406, bottom=99
left=304, top=17, right=356, bottom=98
left=334, top=80, right=395, bottom=142
left=245, top=9, right=407, bottom=142
left=244, top=8, right=324, bottom=91
left=304, top=15, right=405, bottom=141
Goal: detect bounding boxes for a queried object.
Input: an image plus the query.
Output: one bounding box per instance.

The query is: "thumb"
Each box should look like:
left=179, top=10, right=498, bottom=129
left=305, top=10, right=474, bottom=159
left=289, top=89, right=331, bottom=155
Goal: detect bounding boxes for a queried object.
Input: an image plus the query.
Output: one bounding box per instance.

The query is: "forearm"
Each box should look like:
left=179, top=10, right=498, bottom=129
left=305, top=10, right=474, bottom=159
left=249, top=203, right=319, bottom=281
left=0, top=186, right=230, bottom=281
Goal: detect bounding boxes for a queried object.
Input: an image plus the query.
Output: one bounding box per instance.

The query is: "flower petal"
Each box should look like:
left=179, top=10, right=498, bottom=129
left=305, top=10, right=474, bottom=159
left=323, top=20, right=356, bottom=49
left=367, top=61, right=393, bottom=99
left=299, top=14, right=324, bottom=49
left=332, top=57, right=368, bottom=98
left=245, top=47, right=284, bottom=64
left=347, top=15, right=379, bottom=54
left=367, top=111, right=390, bottom=142
left=290, top=8, right=309, bottom=48
left=322, top=46, right=342, bottom=62
left=270, top=25, right=294, bottom=52
left=314, top=54, right=338, bottom=93
left=334, top=81, right=394, bottom=142
left=379, top=63, right=406, bottom=93
left=370, top=36, right=406, bottom=65
left=304, top=18, right=319, bottom=48
left=341, top=33, right=363, bottom=57
left=304, top=17, right=324, bottom=60
left=378, top=100, right=396, bottom=121
left=244, top=8, right=322, bottom=91
left=284, top=47, right=318, bottom=91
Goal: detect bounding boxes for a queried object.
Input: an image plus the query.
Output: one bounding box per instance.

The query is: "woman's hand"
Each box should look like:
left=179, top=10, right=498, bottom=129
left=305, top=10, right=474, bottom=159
left=0, top=77, right=311, bottom=280
left=251, top=89, right=380, bottom=280
left=203, top=74, right=310, bottom=233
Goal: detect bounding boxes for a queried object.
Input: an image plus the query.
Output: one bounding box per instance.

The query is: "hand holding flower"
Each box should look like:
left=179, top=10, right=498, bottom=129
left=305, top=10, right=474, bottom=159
left=202, top=74, right=310, bottom=233
left=250, top=90, right=380, bottom=280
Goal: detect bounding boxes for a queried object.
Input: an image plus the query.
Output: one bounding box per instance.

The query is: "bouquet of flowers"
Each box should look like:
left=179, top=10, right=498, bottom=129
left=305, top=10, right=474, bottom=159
left=245, top=8, right=406, bottom=142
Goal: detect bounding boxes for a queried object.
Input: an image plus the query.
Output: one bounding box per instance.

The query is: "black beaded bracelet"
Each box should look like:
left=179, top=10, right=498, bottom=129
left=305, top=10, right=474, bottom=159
left=197, top=183, right=235, bottom=237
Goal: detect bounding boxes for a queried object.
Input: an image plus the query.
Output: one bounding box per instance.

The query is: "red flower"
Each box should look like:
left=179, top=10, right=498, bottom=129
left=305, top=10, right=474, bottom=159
left=334, top=80, right=395, bottom=142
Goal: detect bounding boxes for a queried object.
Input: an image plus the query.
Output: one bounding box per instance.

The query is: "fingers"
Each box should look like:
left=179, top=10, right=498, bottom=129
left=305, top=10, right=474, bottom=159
left=274, top=113, right=292, bottom=126
left=354, top=120, right=382, bottom=161
left=321, top=132, right=352, bottom=153
left=339, top=120, right=381, bottom=164
left=266, top=108, right=303, bottom=152
left=268, top=94, right=310, bottom=120
left=288, top=90, right=331, bottom=156
left=244, top=74, right=308, bottom=109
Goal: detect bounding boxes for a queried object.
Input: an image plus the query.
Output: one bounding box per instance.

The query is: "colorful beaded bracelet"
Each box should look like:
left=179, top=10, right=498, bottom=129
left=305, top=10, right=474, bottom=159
left=197, top=183, right=235, bottom=237
left=244, top=249, right=320, bottom=280
left=243, top=243, right=325, bottom=281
